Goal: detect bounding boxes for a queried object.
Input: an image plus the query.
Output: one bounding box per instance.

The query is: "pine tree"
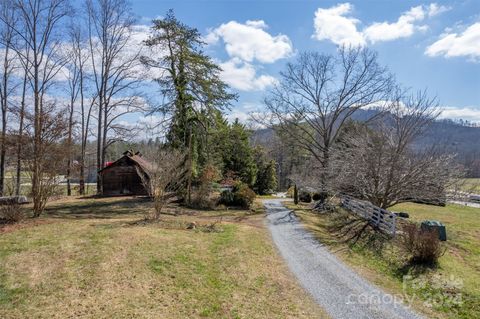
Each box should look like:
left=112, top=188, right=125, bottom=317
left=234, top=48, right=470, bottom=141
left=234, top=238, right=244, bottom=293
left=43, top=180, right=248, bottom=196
left=141, top=10, right=236, bottom=203
left=223, top=119, right=257, bottom=187
left=253, top=148, right=278, bottom=195
left=264, top=160, right=278, bottom=193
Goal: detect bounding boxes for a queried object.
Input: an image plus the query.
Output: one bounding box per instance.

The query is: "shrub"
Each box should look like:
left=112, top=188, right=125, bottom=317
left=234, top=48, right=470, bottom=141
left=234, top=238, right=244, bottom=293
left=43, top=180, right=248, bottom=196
left=233, top=184, right=256, bottom=208
left=190, top=192, right=217, bottom=209
left=0, top=204, right=25, bottom=223
left=219, top=182, right=255, bottom=208
left=219, top=190, right=235, bottom=205
left=299, top=190, right=312, bottom=203
left=400, top=223, right=444, bottom=265
left=312, top=191, right=328, bottom=202
left=189, top=164, right=221, bottom=210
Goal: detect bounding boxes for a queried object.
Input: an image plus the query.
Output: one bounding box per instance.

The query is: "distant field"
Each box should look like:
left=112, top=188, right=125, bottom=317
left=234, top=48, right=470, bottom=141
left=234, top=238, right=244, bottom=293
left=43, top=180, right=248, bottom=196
left=0, top=197, right=326, bottom=318
left=2, top=181, right=97, bottom=197
left=289, top=201, right=480, bottom=319
left=453, top=178, right=480, bottom=193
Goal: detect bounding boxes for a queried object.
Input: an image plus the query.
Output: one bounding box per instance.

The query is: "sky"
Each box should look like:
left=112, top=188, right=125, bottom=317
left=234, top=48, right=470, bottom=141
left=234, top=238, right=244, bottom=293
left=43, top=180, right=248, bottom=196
left=127, top=0, right=480, bottom=124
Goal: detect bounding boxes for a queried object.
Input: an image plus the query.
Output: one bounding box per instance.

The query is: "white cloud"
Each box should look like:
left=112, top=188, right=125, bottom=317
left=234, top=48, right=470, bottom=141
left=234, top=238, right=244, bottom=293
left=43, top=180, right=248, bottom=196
left=425, top=22, right=480, bottom=60
left=439, top=106, right=480, bottom=122
left=364, top=6, right=428, bottom=43
left=226, top=109, right=250, bottom=123
left=219, top=58, right=278, bottom=91
left=313, top=3, right=449, bottom=46
left=206, top=20, right=293, bottom=63
left=313, top=3, right=365, bottom=46
left=427, top=3, right=451, bottom=17
left=225, top=104, right=265, bottom=124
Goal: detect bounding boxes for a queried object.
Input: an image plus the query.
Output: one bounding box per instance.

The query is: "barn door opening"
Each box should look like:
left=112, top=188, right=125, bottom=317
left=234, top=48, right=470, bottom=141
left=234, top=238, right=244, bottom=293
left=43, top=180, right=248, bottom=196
left=121, top=174, right=129, bottom=195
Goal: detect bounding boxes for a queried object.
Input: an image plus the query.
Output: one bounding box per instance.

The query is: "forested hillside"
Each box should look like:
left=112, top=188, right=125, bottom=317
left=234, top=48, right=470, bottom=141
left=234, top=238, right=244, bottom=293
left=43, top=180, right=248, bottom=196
left=253, top=112, right=480, bottom=188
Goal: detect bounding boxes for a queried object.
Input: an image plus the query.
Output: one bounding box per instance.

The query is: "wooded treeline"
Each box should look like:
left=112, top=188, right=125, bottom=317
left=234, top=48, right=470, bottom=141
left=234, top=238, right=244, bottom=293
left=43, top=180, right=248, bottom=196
left=0, top=2, right=276, bottom=217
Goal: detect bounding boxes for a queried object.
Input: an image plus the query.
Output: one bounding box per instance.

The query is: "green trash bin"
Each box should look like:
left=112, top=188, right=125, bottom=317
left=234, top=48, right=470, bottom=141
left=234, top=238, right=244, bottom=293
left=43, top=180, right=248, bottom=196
left=421, top=220, right=447, bottom=241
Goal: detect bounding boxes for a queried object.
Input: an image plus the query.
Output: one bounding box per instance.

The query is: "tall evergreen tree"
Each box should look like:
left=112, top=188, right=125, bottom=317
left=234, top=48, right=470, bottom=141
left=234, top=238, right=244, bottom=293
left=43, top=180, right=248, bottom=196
left=141, top=10, right=236, bottom=203
left=223, top=119, right=257, bottom=187
left=254, top=148, right=278, bottom=194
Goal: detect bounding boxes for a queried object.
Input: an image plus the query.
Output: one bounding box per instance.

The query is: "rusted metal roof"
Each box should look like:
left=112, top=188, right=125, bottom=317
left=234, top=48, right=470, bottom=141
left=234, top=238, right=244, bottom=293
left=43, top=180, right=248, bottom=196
left=99, top=150, right=155, bottom=175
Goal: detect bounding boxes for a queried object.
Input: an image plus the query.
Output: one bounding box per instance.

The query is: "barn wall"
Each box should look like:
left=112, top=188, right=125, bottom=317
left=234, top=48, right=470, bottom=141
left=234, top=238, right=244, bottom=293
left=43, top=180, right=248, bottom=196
left=101, top=159, right=148, bottom=195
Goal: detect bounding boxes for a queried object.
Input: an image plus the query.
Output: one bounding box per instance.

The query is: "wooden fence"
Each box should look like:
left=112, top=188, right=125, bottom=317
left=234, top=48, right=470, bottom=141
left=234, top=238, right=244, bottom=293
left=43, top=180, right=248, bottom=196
left=341, top=196, right=396, bottom=236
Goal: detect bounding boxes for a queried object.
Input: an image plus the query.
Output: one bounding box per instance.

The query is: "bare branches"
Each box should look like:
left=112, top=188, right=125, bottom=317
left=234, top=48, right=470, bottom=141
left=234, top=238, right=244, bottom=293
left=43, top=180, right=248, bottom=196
left=334, top=90, right=461, bottom=208
left=260, top=47, right=395, bottom=191
left=85, top=0, right=144, bottom=193
left=138, top=148, right=186, bottom=220
left=3, top=0, right=71, bottom=216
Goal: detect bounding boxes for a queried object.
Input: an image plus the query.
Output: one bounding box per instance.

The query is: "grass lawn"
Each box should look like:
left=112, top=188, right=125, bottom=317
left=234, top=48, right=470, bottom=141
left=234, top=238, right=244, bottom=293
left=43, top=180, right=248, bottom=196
left=0, top=197, right=327, bottom=319
left=453, top=178, right=480, bottom=193
left=286, top=201, right=480, bottom=319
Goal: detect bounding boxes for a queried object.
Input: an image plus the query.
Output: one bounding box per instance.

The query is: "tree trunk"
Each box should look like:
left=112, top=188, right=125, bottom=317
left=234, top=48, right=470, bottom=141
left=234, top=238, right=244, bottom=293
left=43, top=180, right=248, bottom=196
left=186, top=125, right=193, bottom=205
left=79, top=163, right=85, bottom=195
left=320, top=145, right=330, bottom=192
left=0, top=99, right=6, bottom=196
left=96, top=97, right=103, bottom=195
left=15, top=70, right=28, bottom=196
left=66, top=99, right=74, bottom=196
left=0, top=46, right=9, bottom=196
left=79, top=61, right=86, bottom=196
left=32, top=63, right=41, bottom=217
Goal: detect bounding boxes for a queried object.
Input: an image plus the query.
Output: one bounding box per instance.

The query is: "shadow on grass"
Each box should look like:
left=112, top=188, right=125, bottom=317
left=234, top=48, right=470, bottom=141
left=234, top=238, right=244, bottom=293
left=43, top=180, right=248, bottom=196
left=44, top=196, right=152, bottom=220
left=392, top=260, right=437, bottom=280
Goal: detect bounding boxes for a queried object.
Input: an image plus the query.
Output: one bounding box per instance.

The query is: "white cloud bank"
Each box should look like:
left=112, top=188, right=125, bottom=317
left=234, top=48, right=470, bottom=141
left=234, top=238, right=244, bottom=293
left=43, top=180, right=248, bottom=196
left=313, top=3, right=366, bottom=46
left=206, top=20, right=293, bottom=91
left=206, top=20, right=293, bottom=63
left=439, top=106, right=480, bottom=122
left=313, top=2, right=450, bottom=46
left=219, top=58, right=278, bottom=91
left=425, top=22, right=480, bottom=60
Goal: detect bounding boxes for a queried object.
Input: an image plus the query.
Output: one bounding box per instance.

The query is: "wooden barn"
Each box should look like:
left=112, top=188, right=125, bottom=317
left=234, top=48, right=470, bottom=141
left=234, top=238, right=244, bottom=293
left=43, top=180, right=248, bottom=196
left=99, top=150, right=153, bottom=196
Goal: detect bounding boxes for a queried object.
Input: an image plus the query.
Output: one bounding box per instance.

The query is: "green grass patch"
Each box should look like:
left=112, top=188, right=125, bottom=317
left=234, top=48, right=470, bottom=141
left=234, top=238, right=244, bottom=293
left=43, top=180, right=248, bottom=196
left=0, top=197, right=326, bottom=318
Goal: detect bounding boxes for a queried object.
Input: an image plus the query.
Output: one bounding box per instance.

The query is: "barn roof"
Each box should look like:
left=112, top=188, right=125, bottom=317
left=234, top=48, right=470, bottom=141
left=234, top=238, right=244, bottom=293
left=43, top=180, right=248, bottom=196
left=99, top=150, right=155, bottom=174
left=129, top=154, right=155, bottom=173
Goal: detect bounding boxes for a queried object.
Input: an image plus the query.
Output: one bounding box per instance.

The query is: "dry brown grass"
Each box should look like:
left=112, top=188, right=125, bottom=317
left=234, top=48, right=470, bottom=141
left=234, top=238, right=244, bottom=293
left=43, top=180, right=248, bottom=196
left=0, top=196, right=327, bottom=319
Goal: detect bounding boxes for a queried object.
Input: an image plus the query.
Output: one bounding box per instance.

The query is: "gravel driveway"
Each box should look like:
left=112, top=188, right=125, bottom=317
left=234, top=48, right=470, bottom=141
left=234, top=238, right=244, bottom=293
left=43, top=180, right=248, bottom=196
left=264, top=199, right=424, bottom=319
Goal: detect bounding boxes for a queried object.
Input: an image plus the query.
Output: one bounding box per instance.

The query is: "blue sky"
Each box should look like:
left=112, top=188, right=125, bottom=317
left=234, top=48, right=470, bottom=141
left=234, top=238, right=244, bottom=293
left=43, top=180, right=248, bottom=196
left=130, top=0, right=480, bottom=123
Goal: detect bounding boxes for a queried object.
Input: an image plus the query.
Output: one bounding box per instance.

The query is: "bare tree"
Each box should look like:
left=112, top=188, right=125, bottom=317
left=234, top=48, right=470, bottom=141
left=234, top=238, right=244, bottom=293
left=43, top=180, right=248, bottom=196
left=2, top=0, right=71, bottom=216
left=259, top=47, right=395, bottom=192
left=72, top=26, right=95, bottom=196
left=138, top=148, right=185, bottom=220
left=23, top=102, right=69, bottom=213
left=334, top=90, right=462, bottom=208
left=86, top=0, right=144, bottom=194
left=13, top=46, right=30, bottom=196
left=64, top=28, right=81, bottom=196
left=62, top=22, right=95, bottom=196
left=0, top=0, right=17, bottom=196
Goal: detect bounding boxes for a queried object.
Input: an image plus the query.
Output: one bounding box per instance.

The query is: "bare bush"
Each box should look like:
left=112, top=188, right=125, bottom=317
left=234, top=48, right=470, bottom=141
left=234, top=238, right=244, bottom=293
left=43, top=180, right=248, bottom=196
left=138, top=148, right=185, bottom=220
left=400, top=223, right=444, bottom=265
left=0, top=204, right=24, bottom=223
